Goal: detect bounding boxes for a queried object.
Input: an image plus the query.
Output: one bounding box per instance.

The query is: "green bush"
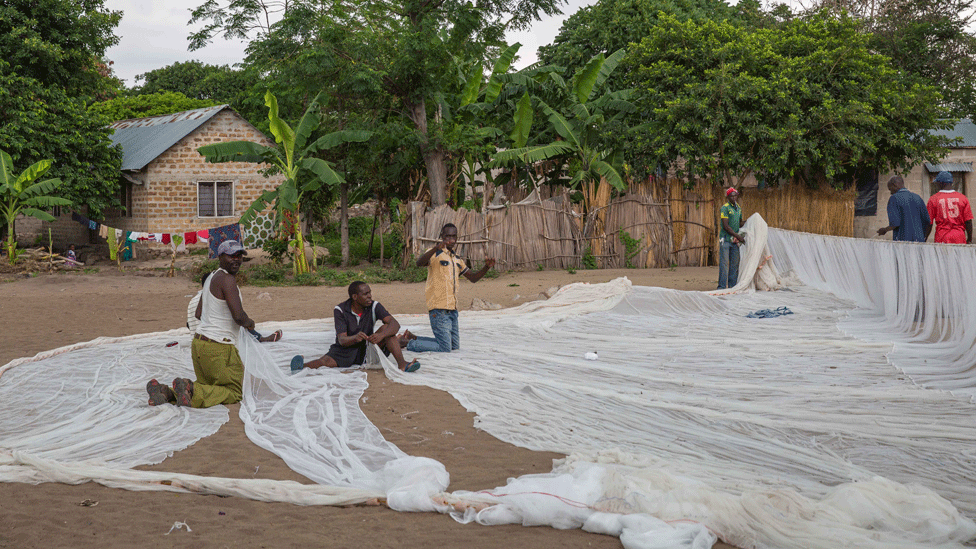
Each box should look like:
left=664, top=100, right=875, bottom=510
left=247, top=263, right=287, bottom=285
left=317, top=267, right=356, bottom=286
left=294, top=272, right=321, bottom=286
left=618, top=230, right=643, bottom=269
left=262, top=237, right=289, bottom=264
left=581, top=247, right=597, bottom=270
left=316, top=214, right=405, bottom=266
left=193, top=259, right=220, bottom=283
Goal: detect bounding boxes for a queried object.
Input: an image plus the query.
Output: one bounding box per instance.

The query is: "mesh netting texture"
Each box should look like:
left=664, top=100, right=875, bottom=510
left=2, top=214, right=976, bottom=549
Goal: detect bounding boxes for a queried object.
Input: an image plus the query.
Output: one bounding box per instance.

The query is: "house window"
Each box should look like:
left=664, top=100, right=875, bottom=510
left=929, top=172, right=967, bottom=197
left=198, top=181, right=234, bottom=217
left=120, top=180, right=133, bottom=218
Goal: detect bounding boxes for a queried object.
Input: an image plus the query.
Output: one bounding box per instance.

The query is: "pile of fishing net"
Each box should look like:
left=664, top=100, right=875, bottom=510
left=3, top=214, right=976, bottom=549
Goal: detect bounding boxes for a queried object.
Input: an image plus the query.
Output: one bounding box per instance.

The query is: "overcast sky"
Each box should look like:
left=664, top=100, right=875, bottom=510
left=103, top=0, right=595, bottom=87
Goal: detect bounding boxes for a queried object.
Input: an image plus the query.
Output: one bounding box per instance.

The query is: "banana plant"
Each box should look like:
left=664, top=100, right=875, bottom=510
left=0, top=151, right=73, bottom=265
left=488, top=49, right=635, bottom=197
left=198, top=91, right=371, bottom=274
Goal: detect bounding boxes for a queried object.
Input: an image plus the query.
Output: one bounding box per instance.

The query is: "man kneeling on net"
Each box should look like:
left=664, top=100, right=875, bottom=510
left=290, top=281, right=420, bottom=373
left=146, top=240, right=261, bottom=407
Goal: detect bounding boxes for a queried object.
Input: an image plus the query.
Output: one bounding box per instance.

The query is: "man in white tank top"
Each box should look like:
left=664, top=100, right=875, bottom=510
left=147, top=240, right=259, bottom=407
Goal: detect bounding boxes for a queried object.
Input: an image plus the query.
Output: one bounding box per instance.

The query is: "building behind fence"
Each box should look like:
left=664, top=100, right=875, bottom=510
left=404, top=179, right=854, bottom=270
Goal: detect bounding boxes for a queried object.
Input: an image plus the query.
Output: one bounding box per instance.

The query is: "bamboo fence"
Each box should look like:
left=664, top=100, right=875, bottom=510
left=404, top=179, right=854, bottom=270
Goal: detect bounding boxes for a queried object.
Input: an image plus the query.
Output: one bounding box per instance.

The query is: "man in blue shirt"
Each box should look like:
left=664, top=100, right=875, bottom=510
left=877, top=176, right=930, bottom=242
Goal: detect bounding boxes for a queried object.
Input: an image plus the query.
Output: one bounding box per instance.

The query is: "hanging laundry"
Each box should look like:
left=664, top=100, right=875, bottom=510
left=121, top=231, right=134, bottom=261
left=184, top=232, right=198, bottom=245
left=170, top=234, right=186, bottom=253
left=107, top=228, right=117, bottom=261
left=208, top=223, right=242, bottom=258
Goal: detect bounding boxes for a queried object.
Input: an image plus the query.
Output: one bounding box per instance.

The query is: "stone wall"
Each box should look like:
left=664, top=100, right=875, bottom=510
left=13, top=212, right=90, bottom=251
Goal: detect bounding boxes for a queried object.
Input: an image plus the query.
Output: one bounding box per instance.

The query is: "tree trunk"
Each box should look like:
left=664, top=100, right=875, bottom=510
left=367, top=199, right=379, bottom=262
left=404, top=97, right=447, bottom=206
left=340, top=183, right=350, bottom=267
left=379, top=203, right=385, bottom=267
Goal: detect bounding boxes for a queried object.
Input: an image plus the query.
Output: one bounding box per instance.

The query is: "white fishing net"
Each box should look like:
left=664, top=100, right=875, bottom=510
left=2, top=213, right=976, bottom=549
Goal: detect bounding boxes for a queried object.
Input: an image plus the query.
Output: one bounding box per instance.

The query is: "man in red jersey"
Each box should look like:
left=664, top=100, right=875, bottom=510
left=925, top=171, right=973, bottom=244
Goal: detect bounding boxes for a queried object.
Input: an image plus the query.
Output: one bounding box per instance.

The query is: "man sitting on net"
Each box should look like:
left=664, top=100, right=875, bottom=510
left=290, top=281, right=420, bottom=373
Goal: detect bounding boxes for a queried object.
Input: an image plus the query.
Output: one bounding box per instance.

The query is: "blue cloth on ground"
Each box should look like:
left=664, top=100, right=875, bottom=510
left=746, top=307, right=794, bottom=319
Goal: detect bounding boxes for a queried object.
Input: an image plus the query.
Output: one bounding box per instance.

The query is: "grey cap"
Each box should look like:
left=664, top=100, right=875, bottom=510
left=935, top=171, right=954, bottom=184
left=217, top=239, right=247, bottom=256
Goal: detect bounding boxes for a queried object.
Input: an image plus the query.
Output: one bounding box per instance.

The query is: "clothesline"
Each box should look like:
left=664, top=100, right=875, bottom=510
left=70, top=212, right=242, bottom=259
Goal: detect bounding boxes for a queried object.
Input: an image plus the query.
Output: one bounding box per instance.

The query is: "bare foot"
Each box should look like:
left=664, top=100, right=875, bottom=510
left=398, top=329, right=417, bottom=348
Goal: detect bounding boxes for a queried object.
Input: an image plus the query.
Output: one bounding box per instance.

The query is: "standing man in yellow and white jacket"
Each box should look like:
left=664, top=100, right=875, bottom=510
left=406, top=223, right=494, bottom=353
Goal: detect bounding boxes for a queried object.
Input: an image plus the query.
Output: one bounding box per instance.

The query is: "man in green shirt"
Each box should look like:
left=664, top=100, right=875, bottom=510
left=718, top=187, right=746, bottom=289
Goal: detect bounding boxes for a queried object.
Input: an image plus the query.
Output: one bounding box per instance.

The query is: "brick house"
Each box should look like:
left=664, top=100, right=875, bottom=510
left=15, top=105, right=282, bottom=255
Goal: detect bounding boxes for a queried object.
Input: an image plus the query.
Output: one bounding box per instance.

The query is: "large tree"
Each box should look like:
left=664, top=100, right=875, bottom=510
left=810, top=0, right=976, bottom=118
left=627, top=10, right=955, bottom=187
left=187, top=0, right=564, bottom=206
left=0, top=0, right=122, bottom=99
left=0, top=0, right=124, bottom=220
left=0, top=63, right=121, bottom=218
left=129, top=61, right=266, bottom=126
left=89, top=92, right=219, bottom=122
left=538, top=0, right=735, bottom=75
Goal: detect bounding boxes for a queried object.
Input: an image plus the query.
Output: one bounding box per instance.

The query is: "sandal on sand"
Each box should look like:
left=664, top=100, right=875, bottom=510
left=270, top=329, right=283, bottom=342
left=403, top=359, right=420, bottom=373
left=147, top=379, right=174, bottom=406
left=172, top=378, right=193, bottom=407
left=290, top=355, right=305, bottom=372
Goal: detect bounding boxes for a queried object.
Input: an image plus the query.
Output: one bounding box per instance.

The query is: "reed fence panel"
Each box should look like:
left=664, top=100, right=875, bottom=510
left=403, top=180, right=853, bottom=270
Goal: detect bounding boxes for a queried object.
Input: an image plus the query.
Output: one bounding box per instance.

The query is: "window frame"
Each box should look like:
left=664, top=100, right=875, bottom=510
left=928, top=172, right=968, bottom=198
left=197, top=180, right=235, bottom=218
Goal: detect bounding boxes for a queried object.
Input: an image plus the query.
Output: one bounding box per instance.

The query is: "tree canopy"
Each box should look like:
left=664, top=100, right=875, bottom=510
left=0, top=0, right=123, bottom=221
left=89, top=92, right=219, bottom=122
left=810, top=0, right=976, bottom=119
left=538, top=0, right=735, bottom=75
left=626, top=10, right=955, bottom=187
left=187, top=0, right=565, bottom=205
left=0, top=62, right=121, bottom=218
left=128, top=61, right=267, bottom=126
left=0, top=0, right=122, bottom=99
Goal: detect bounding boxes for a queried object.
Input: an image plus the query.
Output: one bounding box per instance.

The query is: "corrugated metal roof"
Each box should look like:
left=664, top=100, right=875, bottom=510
left=108, top=105, right=230, bottom=171
left=924, top=161, right=974, bottom=173
left=929, top=118, right=976, bottom=147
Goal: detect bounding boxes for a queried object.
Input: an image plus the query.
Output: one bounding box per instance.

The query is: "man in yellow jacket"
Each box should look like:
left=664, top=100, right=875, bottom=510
left=406, top=223, right=494, bottom=353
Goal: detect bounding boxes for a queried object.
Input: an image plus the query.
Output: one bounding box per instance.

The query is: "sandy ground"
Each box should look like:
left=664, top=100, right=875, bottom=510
left=0, top=262, right=734, bottom=549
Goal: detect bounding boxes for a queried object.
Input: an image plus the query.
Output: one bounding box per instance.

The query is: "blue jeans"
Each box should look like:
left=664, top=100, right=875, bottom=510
left=718, top=240, right=740, bottom=289
left=406, top=309, right=459, bottom=352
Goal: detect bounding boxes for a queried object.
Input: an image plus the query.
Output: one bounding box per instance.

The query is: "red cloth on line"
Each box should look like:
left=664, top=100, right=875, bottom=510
left=184, top=232, right=197, bottom=244
left=161, top=234, right=171, bottom=245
